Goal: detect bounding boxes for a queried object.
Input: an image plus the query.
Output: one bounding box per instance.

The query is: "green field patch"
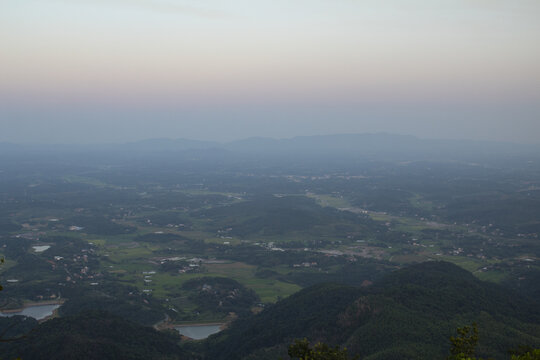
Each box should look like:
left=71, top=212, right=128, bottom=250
left=109, top=269, right=128, bottom=274
left=141, top=273, right=187, bottom=298
left=205, top=262, right=255, bottom=277
left=63, top=175, right=118, bottom=188
left=179, top=231, right=212, bottom=241
left=0, top=257, right=18, bottom=271
left=389, top=254, right=429, bottom=264
left=271, top=265, right=297, bottom=275
left=45, top=231, right=88, bottom=239
left=437, top=256, right=485, bottom=273
left=196, top=263, right=301, bottom=303
left=368, top=213, right=394, bottom=222
left=90, top=233, right=140, bottom=244
left=181, top=189, right=244, bottom=198
left=86, top=239, right=107, bottom=247
left=204, top=237, right=242, bottom=246
left=475, top=269, right=509, bottom=283
left=408, top=193, right=435, bottom=211
left=102, top=245, right=156, bottom=263
left=244, top=279, right=301, bottom=303
left=306, top=193, right=351, bottom=209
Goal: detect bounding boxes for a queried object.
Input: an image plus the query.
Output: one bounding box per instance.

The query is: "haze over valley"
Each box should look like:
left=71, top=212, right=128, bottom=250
left=1, top=0, right=540, bottom=359
left=0, top=134, right=539, bottom=359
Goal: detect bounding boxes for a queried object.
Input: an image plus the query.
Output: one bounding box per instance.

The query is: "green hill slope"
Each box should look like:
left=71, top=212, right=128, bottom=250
left=1, top=262, right=538, bottom=360
left=202, top=261, right=540, bottom=360
left=0, top=311, right=187, bottom=360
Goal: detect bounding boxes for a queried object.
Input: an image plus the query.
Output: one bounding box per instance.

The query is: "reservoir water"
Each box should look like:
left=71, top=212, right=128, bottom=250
left=0, top=304, right=60, bottom=320
left=175, top=324, right=222, bottom=340
left=32, top=245, right=51, bottom=253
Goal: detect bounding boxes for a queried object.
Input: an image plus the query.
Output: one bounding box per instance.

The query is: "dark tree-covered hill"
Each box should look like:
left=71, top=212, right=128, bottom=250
left=1, top=262, right=538, bottom=360
left=201, top=261, right=540, bottom=360
left=0, top=311, right=187, bottom=360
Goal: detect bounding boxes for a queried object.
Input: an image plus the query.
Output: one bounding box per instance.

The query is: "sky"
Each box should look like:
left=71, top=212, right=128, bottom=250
left=1, top=0, right=539, bottom=144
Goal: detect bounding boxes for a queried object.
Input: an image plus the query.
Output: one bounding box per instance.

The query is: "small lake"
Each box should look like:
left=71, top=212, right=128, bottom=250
left=32, top=245, right=50, bottom=253
left=175, top=324, right=222, bottom=340
left=0, top=304, right=60, bottom=320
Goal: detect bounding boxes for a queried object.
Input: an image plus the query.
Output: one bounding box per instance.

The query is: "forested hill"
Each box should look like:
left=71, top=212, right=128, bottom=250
left=201, top=261, right=540, bottom=360
left=0, top=262, right=538, bottom=360
left=0, top=311, right=186, bottom=360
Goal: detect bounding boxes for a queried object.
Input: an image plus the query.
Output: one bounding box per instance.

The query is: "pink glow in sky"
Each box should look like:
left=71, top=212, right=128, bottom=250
left=1, top=0, right=539, bottom=143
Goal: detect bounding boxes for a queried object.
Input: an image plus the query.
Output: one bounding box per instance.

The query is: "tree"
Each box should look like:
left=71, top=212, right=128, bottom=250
left=0, top=257, right=4, bottom=291
left=511, top=349, right=540, bottom=360
left=287, top=338, right=359, bottom=360
left=448, top=323, right=479, bottom=360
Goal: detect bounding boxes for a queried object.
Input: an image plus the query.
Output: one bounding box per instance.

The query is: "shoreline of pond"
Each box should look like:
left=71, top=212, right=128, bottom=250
left=0, top=299, right=64, bottom=314
left=0, top=301, right=64, bottom=321
left=174, top=323, right=225, bottom=340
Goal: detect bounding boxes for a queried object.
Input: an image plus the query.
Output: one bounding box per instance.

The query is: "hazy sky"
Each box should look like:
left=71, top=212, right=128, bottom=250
left=1, top=0, right=539, bottom=144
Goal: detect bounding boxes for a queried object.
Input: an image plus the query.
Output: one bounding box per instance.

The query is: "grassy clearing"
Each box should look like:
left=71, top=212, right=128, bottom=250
left=89, top=233, right=140, bottom=244
left=45, top=231, right=88, bottom=239
left=306, top=193, right=351, bottom=208
left=408, top=193, right=435, bottom=212
left=475, top=270, right=508, bottom=283
left=204, top=237, right=242, bottom=246
left=0, top=257, right=18, bottom=271
left=204, top=262, right=301, bottom=302
left=182, top=231, right=213, bottom=241
left=181, top=189, right=244, bottom=198
left=104, top=246, right=156, bottom=262
left=368, top=213, right=394, bottom=222
left=102, top=261, right=302, bottom=303
left=389, top=254, right=429, bottom=264
left=63, top=175, right=118, bottom=188
left=246, top=280, right=301, bottom=303
left=437, top=256, right=484, bottom=273
left=204, top=262, right=255, bottom=277
left=87, top=238, right=107, bottom=246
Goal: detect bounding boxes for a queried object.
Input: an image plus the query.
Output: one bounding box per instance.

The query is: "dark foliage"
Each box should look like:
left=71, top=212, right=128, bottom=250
left=182, top=277, right=260, bottom=317
left=135, top=233, right=189, bottom=243
left=0, top=315, right=38, bottom=341
left=0, top=311, right=186, bottom=360
left=60, top=215, right=135, bottom=236
left=202, top=262, right=540, bottom=360
left=198, top=195, right=376, bottom=238
left=59, top=294, right=164, bottom=327
left=202, top=283, right=363, bottom=359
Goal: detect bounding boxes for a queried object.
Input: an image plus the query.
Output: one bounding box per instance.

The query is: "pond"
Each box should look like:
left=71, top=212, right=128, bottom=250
left=0, top=304, right=60, bottom=320
left=175, top=324, right=222, bottom=340
left=32, top=245, right=51, bottom=253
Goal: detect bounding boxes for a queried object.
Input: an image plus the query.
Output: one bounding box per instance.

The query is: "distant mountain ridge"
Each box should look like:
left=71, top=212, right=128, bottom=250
left=226, top=134, right=540, bottom=160
left=3, top=133, right=539, bottom=153
left=120, top=138, right=220, bottom=151
left=2, top=134, right=539, bottom=162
